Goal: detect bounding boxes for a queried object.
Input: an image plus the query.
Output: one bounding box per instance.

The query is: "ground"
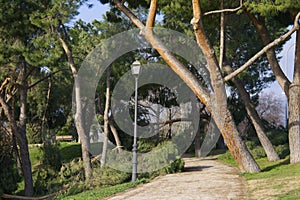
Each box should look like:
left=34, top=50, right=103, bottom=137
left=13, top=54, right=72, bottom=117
left=107, top=156, right=246, bottom=200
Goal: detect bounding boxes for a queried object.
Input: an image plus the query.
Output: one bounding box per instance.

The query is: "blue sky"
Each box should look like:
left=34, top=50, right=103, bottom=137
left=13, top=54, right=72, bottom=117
left=75, top=0, right=109, bottom=22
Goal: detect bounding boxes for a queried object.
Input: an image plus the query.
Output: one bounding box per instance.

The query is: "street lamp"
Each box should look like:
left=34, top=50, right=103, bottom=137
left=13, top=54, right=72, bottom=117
left=131, top=60, right=141, bottom=182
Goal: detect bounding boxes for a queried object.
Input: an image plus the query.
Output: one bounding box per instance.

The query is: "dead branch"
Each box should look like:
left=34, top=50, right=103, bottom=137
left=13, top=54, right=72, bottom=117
left=204, top=0, right=243, bottom=16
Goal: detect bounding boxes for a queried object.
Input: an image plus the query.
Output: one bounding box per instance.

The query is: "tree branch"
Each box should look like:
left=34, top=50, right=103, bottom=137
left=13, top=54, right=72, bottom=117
left=224, top=12, right=300, bottom=81
left=27, top=69, right=68, bottom=89
left=146, top=0, right=157, bottom=28
left=59, top=37, right=78, bottom=76
left=0, top=78, right=11, bottom=93
left=113, top=0, right=211, bottom=108
left=204, top=0, right=243, bottom=16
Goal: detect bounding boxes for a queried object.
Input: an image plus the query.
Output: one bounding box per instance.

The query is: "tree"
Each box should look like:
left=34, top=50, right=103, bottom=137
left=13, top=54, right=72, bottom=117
left=104, top=0, right=260, bottom=172
left=216, top=1, right=279, bottom=161
left=103, top=0, right=299, bottom=171
left=0, top=0, right=47, bottom=195
left=256, top=92, right=286, bottom=128
left=242, top=1, right=300, bottom=164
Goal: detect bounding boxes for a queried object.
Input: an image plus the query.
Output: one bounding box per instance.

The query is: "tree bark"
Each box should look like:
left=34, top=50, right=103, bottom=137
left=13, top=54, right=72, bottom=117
left=191, top=0, right=260, bottom=172
left=289, top=29, right=300, bottom=164
left=0, top=88, right=34, bottom=196
left=19, top=65, right=34, bottom=196
left=101, top=67, right=111, bottom=167
left=59, top=37, right=92, bottom=179
left=225, top=67, right=279, bottom=161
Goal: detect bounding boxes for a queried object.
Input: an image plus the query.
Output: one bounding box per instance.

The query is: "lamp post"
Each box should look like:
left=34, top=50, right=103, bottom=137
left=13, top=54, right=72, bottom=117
left=131, top=60, right=141, bottom=182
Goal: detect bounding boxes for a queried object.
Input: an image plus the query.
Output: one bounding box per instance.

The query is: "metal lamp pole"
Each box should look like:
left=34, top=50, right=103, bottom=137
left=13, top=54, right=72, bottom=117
left=131, top=60, right=141, bottom=182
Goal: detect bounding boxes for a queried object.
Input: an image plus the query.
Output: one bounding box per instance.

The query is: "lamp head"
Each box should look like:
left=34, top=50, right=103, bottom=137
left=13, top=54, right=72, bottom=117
left=131, top=60, right=141, bottom=77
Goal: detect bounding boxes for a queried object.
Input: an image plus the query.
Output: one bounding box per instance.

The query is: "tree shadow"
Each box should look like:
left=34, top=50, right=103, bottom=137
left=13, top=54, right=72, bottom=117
left=262, top=157, right=290, bottom=172
left=183, top=165, right=212, bottom=172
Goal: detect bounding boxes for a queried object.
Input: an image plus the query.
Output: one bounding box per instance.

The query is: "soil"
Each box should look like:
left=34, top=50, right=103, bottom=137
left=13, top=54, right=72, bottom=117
left=107, top=156, right=247, bottom=200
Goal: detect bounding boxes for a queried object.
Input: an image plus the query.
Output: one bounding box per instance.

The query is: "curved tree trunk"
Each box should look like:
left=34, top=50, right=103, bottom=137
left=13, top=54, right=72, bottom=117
left=101, top=67, right=111, bottom=167
left=246, top=11, right=291, bottom=96
left=0, top=84, right=34, bottom=196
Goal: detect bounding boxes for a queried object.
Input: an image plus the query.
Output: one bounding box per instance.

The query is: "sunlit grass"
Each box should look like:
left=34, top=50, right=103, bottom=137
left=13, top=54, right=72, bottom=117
left=218, top=151, right=300, bottom=199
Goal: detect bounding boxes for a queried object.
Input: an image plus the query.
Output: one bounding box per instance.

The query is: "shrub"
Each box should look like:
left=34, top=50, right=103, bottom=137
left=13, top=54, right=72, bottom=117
left=250, top=146, right=267, bottom=159
left=275, top=144, right=290, bottom=159
left=266, top=129, right=288, bottom=146
left=0, top=131, right=21, bottom=195
left=41, top=142, right=62, bottom=171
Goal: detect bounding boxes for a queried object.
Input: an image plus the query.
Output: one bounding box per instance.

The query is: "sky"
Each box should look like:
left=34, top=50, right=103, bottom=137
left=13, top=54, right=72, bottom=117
left=75, top=0, right=109, bottom=23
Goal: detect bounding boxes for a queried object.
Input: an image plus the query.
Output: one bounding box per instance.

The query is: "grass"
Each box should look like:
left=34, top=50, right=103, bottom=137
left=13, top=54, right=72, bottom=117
left=59, top=142, right=82, bottom=162
left=57, top=179, right=148, bottom=200
left=26, top=142, right=149, bottom=199
left=218, top=151, right=300, bottom=199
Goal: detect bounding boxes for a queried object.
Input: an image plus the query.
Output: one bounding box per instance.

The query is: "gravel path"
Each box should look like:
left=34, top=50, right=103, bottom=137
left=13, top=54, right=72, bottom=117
left=107, top=156, right=247, bottom=200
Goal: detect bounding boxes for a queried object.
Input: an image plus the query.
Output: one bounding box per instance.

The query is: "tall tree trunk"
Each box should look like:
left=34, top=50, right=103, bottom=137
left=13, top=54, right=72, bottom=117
left=101, top=67, right=111, bottom=167
left=19, top=65, right=34, bottom=196
left=59, top=37, right=92, bottom=179
left=289, top=29, right=300, bottom=164
left=226, top=68, right=279, bottom=161
left=219, top=6, right=278, bottom=161
left=220, top=6, right=279, bottom=161
left=0, top=72, right=34, bottom=196
left=191, top=0, right=260, bottom=172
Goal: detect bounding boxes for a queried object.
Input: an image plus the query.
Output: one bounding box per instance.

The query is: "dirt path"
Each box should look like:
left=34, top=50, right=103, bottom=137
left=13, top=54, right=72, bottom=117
left=107, top=157, right=247, bottom=200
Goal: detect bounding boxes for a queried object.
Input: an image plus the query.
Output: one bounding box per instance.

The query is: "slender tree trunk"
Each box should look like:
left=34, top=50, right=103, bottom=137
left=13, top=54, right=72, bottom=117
left=19, top=65, right=34, bottom=196
left=289, top=29, right=300, bottom=164
left=228, top=71, right=279, bottom=161
left=59, top=37, right=92, bottom=179
left=0, top=68, right=34, bottom=196
left=41, top=78, right=51, bottom=135
left=101, top=67, right=111, bottom=167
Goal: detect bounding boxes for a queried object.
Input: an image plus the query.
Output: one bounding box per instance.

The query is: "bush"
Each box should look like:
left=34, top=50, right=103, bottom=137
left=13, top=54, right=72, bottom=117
left=250, top=146, right=267, bottom=159
left=275, top=144, right=290, bottom=159
left=266, top=129, right=288, bottom=146
left=41, top=142, right=62, bottom=171
left=0, top=132, right=21, bottom=195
